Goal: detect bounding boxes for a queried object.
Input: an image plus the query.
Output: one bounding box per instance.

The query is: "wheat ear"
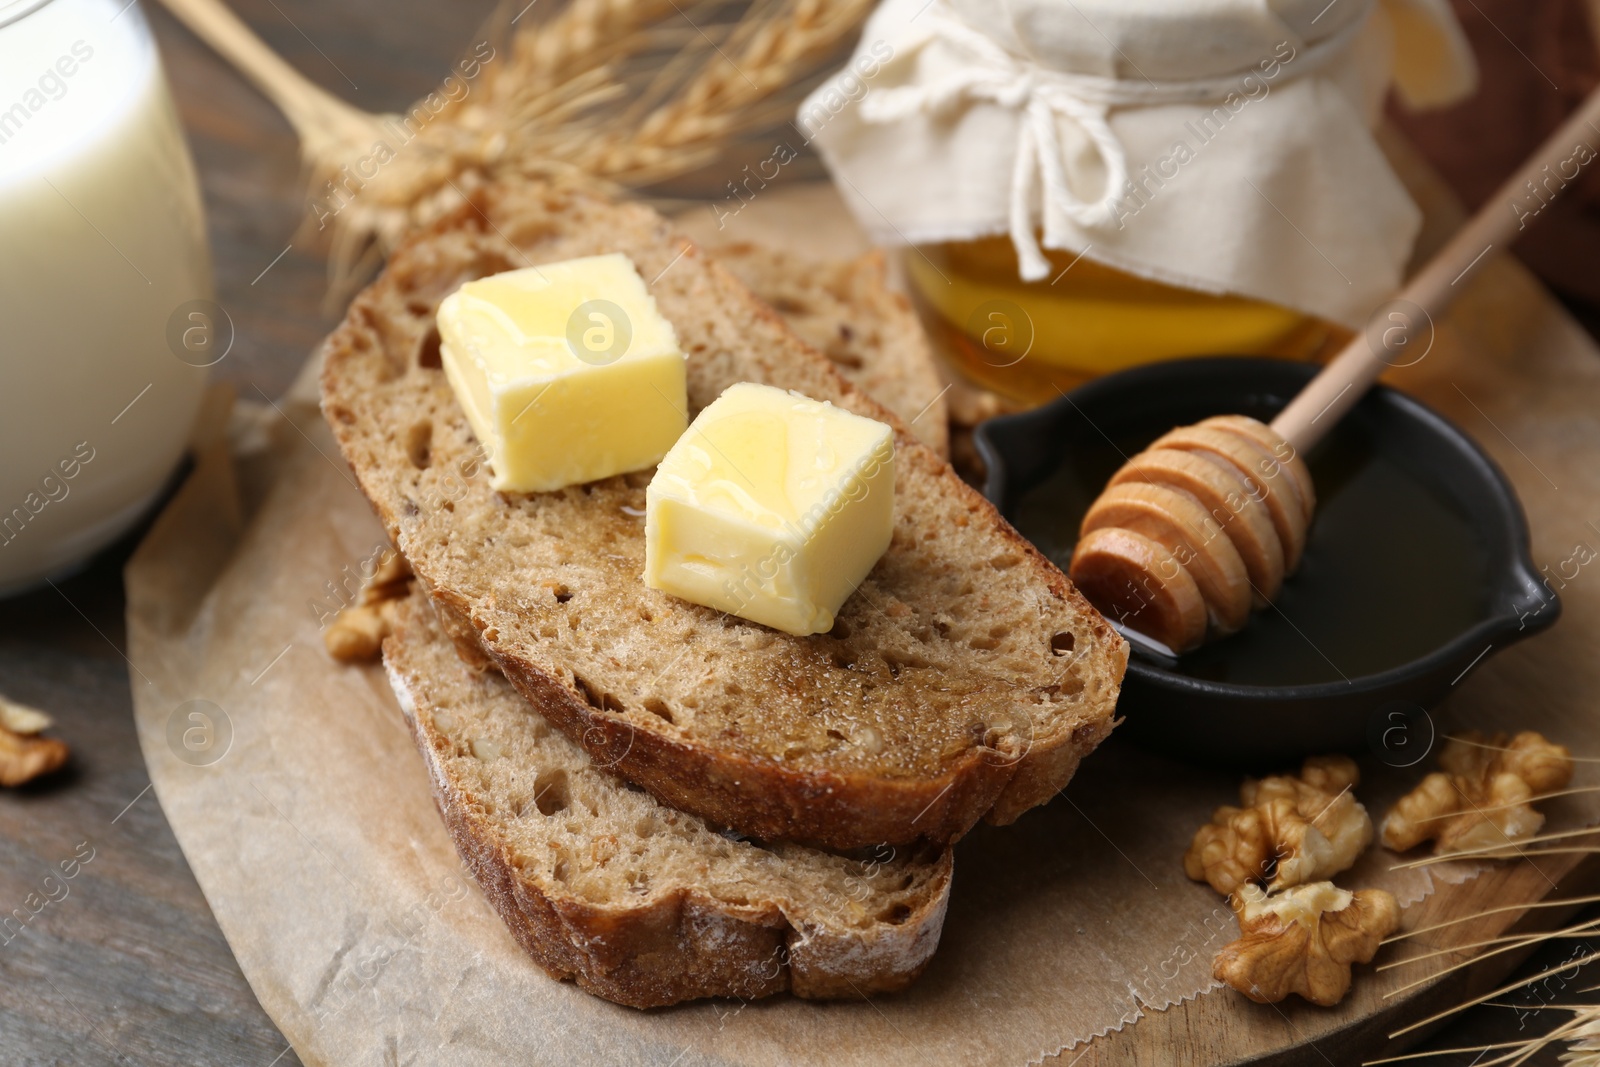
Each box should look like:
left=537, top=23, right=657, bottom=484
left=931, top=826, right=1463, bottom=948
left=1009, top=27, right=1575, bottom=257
left=575, top=0, right=876, bottom=183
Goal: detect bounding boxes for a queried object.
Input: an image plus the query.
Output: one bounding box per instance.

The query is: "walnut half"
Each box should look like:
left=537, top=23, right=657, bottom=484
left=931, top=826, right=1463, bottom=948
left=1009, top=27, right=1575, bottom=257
left=1382, top=730, right=1573, bottom=855
left=1184, top=756, right=1373, bottom=895
left=325, top=551, right=414, bottom=663
left=1213, top=882, right=1400, bottom=1005
left=0, top=695, right=68, bottom=787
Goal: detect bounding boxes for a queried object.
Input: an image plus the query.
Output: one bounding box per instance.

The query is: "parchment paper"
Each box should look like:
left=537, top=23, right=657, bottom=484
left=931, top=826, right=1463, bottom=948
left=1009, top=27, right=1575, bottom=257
left=123, top=192, right=1600, bottom=1066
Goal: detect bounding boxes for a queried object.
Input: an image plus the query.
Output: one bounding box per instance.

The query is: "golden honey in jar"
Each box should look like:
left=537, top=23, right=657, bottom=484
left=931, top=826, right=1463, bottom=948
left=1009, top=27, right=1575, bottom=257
left=905, top=236, right=1341, bottom=404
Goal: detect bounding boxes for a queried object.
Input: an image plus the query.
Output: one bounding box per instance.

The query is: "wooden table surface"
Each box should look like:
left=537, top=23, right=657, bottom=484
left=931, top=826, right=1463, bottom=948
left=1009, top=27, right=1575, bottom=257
left=2, top=1, right=1597, bottom=1064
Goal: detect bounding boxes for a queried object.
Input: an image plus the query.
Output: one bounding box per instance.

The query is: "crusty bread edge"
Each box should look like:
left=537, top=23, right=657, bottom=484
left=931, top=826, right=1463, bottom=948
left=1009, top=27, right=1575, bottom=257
left=428, top=547, right=1113, bottom=849
left=384, top=638, right=953, bottom=1008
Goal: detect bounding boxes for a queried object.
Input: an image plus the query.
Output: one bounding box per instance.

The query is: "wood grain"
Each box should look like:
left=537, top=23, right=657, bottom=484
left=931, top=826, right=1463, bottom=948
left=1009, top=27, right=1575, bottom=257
left=0, top=585, right=299, bottom=1065
left=0, top=0, right=492, bottom=1062
left=1063, top=856, right=1600, bottom=1066
left=1, top=0, right=1597, bottom=1063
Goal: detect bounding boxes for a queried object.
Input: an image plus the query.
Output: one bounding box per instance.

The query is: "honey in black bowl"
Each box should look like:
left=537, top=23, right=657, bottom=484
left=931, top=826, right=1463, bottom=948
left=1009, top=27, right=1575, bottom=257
left=976, top=357, right=1558, bottom=765
left=1010, top=411, right=1491, bottom=687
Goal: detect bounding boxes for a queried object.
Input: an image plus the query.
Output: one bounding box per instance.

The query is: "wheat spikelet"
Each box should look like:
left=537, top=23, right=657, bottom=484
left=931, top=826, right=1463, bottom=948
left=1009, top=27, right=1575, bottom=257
left=1565, top=1008, right=1600, bottom=1066
left=276, top=0, right=871, bottom=295
left=575, top=0, right=874, bottom=183
left=154, top=0, right=871, bottom=295
left=507, top=0, right=681, bottom=95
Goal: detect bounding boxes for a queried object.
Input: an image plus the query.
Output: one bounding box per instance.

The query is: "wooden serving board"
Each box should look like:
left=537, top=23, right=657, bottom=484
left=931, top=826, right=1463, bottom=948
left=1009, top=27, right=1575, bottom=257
left=676, top=151, right=1600, bottom=1065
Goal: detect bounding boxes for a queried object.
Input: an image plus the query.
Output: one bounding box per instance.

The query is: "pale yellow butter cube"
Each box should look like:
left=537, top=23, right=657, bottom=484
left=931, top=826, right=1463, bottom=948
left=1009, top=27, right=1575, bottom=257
left=435, top=254, right=687, bottom=493
left=645, top=382, right=896, bottom=636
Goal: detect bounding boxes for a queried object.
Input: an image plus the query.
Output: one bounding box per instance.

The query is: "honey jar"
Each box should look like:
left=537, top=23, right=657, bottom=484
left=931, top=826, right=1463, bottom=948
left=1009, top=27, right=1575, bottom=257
left=799, top=0, right=1477, bottom=402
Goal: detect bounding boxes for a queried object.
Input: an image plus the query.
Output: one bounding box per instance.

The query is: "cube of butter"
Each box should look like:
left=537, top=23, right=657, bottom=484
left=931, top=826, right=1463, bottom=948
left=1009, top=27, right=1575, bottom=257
left=436, top=254, right=687, bottom=493
left=645, top=382, right=896, bottom=636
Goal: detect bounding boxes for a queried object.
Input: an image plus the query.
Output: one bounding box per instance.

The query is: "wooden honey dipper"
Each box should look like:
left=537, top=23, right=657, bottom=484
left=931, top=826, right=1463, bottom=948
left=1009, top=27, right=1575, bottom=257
left=1069, top=86, right=1600, bottom=654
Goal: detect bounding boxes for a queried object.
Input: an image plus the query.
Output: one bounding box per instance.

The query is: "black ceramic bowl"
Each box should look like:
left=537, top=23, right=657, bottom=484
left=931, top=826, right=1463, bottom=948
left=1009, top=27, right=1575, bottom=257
left=975, top=357, right=1559, bottom=766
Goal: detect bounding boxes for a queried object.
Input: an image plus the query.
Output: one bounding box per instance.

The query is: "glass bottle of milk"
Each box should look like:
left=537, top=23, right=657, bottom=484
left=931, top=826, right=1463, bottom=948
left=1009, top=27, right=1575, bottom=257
left=0, top=0, right=211, bottom=594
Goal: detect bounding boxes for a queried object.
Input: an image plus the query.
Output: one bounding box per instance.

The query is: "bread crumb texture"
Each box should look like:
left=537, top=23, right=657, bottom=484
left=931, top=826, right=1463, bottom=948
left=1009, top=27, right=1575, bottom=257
left=385, top=591, right=951, bottom=1007
left=323, top=182, right=1126, bottom=848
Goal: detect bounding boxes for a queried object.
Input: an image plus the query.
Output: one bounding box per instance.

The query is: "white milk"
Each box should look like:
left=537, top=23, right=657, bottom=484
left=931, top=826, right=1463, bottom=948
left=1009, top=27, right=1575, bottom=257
left=0, top=0, right=211, bottom=593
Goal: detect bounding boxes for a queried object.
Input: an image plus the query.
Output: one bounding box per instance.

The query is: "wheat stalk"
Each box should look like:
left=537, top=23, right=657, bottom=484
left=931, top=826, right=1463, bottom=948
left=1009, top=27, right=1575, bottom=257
left=159, top=0, right=872, bottom=298
left=1388, top=825, right=1600, bottom=870
left=508, top=0, right=682, bottom=94
left=1441, top=736, right=1600, bottom=764
left=1381, top=919, right=1600, bottom=974
left=330, top=0, right=869, bottom=293
left=571, top=0, right=875, bottom=183
left=335, top=0, right=868, bottom=287
left=1351, top=884, right=1600, bottom=1066
left=1365, top=1006, right=1598, bottom=1066
left=303, top=0, right=694, bottom=274
left=1385, top=893, right=1600, bottom=945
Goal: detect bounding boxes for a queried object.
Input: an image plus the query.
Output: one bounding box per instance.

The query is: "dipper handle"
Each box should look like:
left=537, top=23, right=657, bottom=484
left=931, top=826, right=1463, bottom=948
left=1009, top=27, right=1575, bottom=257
left=1271, top=85, right=1600, bottom=453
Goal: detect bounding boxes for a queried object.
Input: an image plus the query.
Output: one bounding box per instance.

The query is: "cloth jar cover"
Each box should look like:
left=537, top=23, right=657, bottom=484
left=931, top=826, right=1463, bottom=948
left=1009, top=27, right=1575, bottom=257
left=799, top=0, right=1477, bottom=329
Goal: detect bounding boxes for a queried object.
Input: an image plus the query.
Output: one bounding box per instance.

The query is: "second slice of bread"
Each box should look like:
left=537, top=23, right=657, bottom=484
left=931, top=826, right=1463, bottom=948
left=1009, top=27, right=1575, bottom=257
left=322, top=182, right=1126, bottom=850
left=710, top=242, right=949, bottom=457
left=384, top=590, right=951, bottom=1008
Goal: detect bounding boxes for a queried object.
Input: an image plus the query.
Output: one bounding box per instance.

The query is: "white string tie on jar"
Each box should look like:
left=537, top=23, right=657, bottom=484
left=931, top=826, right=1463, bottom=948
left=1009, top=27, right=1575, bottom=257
left=858, top=3, right=1372, bottom=280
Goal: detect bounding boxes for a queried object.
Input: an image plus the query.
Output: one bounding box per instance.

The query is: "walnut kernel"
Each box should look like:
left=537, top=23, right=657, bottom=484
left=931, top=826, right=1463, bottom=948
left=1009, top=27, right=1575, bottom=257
left=325, top=552, right=414, bottom=663
left=1382, top=730, right=1573, bottom=855
left=0, top=694, right=68, bottom=787
left=1184, top=755, right=1372, bottom=895
left=1213, top=881, right=1400, bottom=1006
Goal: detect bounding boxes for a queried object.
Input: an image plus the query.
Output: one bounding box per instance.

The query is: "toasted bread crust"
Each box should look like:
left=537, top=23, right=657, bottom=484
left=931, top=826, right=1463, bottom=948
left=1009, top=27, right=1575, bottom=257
left=322, top=182, right=1126, bottom=850
left=427, top=588, right=1112, bottom=846
left=386, top=593, right=952, bottom=1008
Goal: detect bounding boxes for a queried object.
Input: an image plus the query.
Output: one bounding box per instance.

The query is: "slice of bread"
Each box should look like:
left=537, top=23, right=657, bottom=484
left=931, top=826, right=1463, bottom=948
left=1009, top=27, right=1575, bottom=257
left=321, top=181, right=1126, bottom=850
left=709, top=242, right=950, bottom=457
left=384, top=590, right=951, bottom=1008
